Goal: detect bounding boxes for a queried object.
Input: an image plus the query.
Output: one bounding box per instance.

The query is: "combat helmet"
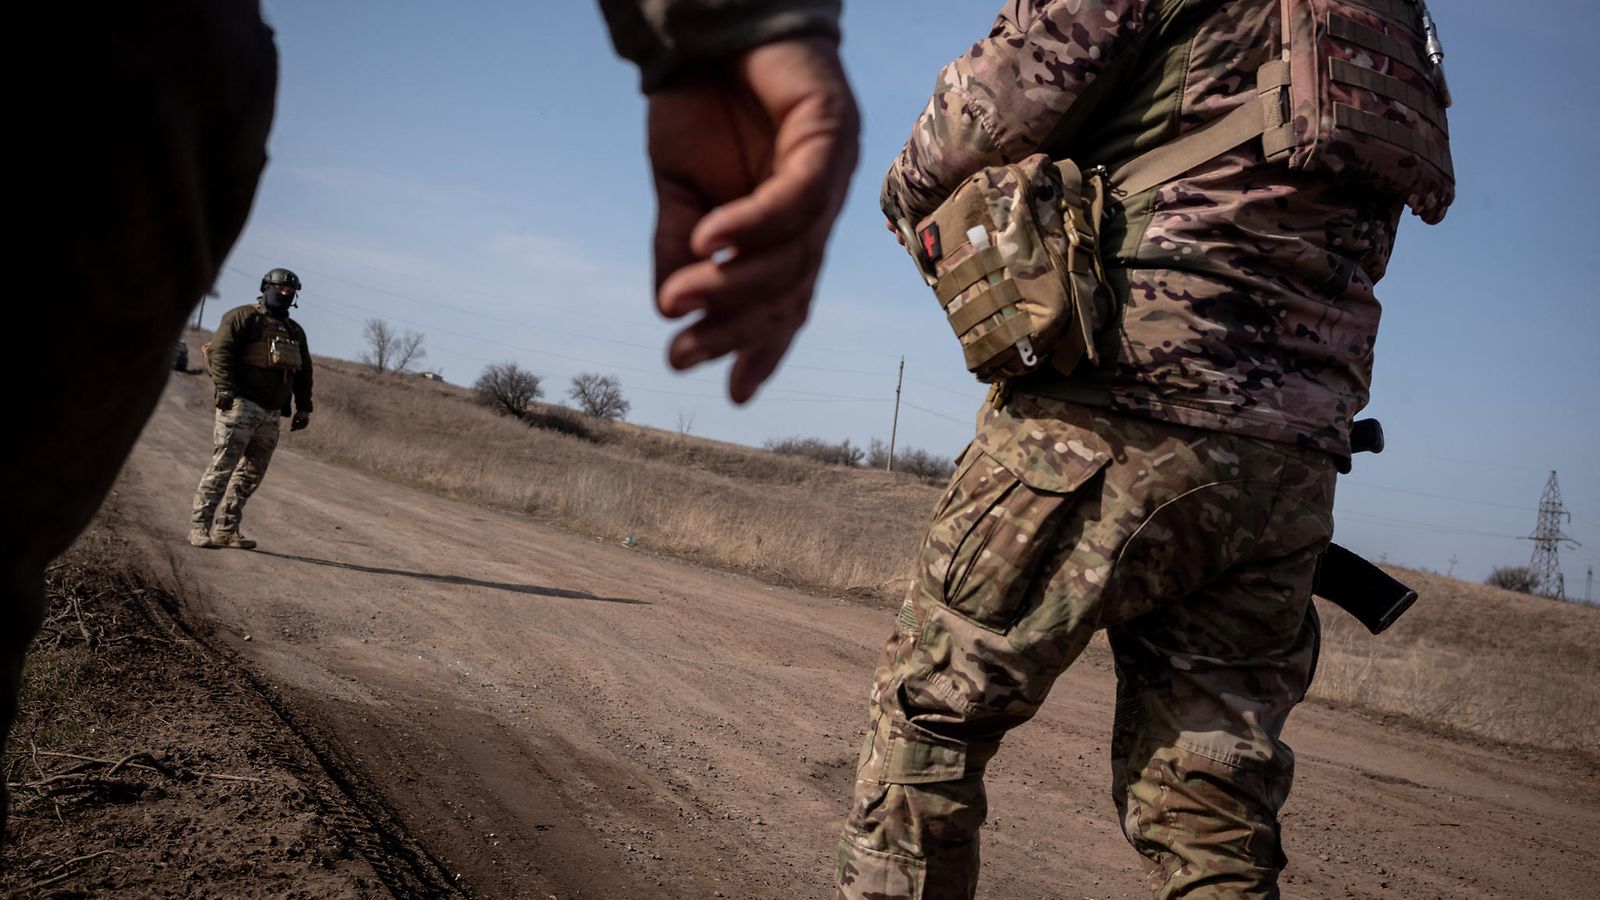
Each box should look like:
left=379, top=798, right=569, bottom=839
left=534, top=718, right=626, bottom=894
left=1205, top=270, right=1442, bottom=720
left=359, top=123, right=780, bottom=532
left=260, top=267, right=302, bottom=293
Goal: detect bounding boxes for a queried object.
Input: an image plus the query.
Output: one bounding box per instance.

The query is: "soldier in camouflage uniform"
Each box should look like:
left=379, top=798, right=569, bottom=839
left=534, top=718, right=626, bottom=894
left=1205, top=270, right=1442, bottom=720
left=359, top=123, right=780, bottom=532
left=188, top=268, right=313, bottom=550
left=838, top=1, right=1452, bottom=897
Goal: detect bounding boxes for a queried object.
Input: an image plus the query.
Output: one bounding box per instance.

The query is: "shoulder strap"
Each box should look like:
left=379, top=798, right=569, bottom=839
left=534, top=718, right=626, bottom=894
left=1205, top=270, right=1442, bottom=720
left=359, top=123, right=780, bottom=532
left=1107, top=95, right=1269, bottom=197
left=1107, top=4, right=1291, bottom=198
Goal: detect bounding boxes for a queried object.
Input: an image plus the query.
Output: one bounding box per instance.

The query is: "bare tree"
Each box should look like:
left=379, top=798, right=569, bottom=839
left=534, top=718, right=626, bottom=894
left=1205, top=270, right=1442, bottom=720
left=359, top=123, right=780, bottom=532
left=361, top=318, right=395, bottom=373
left=569, top=372, right=630, bottom=420
left=675, top=410, right=695, bottom=437
left=361, top=317, right=427, bottom=374
left=474, top=362, right=543, bottom=417
left=393, top=329, right=427, bottom=373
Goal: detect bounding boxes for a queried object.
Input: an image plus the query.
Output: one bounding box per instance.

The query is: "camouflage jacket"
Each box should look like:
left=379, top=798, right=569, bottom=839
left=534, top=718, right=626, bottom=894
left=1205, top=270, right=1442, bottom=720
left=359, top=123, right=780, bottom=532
left=598, top=0, right=841, bottom=89
left=208, top=303, right=313, bottom=416
left=883, top=0, right=1411, bottom=455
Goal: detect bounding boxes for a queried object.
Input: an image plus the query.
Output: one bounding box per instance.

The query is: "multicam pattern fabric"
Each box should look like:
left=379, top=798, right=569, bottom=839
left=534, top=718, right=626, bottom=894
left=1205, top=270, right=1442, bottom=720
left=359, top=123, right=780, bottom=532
left=597, top=0, right=841, bottom=90
left=881, top=0, right=1450, bottom=456
left=916, top=156, right=1106, bottom=381
left=835, top=394, right=1336, bottom=899
left=1272, top=0, right=1454, bottom=223
left=191, top=397, right=282, bottom=536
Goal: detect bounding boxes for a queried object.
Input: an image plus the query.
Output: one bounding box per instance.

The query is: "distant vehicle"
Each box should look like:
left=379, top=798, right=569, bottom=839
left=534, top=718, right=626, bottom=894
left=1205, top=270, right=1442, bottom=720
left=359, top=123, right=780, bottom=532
left=174, top=340, right=189, bottom=372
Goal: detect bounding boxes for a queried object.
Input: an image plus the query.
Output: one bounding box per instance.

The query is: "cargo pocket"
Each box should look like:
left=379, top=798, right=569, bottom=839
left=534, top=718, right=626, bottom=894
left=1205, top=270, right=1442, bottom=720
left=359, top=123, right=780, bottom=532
left=856, top=694, right=968, bottom=786
left=917, top=434, right=1109, bottom=632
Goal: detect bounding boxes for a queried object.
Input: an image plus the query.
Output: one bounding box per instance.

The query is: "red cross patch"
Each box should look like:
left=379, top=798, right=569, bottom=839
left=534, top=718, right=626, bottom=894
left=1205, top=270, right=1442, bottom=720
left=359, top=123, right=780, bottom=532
left=919, top=223, right=942, bottom=263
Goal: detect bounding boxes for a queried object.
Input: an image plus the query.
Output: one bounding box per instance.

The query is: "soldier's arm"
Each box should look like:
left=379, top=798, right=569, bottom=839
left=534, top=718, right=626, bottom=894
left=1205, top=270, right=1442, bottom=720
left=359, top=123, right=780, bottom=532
left=208, top=308, right=243, bottom=396
left=881, top=0, right=1157, bottom=225
left=598, top=0, right=840, bottom=90
left=293, top=326, right=313, bottom=414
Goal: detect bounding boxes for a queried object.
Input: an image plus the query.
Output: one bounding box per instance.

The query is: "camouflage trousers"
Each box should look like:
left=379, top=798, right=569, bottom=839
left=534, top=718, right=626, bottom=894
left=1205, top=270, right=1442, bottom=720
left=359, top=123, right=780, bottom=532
left=835, top=394, right=1336, bottom=899
left=191, top=397, right=281, bottom=534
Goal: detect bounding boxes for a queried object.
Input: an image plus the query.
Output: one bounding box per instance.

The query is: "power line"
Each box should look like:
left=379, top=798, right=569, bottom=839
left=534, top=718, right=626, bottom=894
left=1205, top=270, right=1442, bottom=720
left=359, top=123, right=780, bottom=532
left=254, top=274, right=901, bottom=405
left=1334, top=510, right=1527, bottom=541
left=1338, top=480, right=1537, bottom=513
left=905, top=375, right=983, bottom=400
left=902, top=400, right=972, bottom=426
left=228, top=255, right=915, bottom=383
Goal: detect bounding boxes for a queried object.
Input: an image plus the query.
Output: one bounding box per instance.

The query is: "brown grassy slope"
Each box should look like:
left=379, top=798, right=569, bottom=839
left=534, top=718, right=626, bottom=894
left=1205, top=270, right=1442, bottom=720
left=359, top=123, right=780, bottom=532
left=1313, top=569, right=1600, bottom=753
left=286, top=353, right=941, bottom=598
left=205, top=340, right=1598, bottom=756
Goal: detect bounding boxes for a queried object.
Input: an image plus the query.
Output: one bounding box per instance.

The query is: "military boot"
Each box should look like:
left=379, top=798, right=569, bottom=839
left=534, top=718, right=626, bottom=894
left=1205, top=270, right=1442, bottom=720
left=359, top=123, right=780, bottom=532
left=188, top=526, right=217, bottom=548
left=211, top=530, right=257, bottom=550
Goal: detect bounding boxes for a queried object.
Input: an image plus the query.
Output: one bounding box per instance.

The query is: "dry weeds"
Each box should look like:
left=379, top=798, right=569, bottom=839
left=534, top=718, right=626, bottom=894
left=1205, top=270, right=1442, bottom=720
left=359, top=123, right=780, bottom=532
left=293, top=359, right=939, bottom=598
left=280, top=352, right=1599, bottom=758
left=1311, top=568, right=1600, bottom=754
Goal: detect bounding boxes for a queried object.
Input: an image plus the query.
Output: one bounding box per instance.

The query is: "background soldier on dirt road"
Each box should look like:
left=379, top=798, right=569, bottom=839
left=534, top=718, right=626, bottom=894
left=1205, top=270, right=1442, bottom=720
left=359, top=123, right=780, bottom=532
left=188, top=268, right=314, bottom=550
left=835, top=1, right=1454, bottom=897
left=6, top=0, right=855, bottom=833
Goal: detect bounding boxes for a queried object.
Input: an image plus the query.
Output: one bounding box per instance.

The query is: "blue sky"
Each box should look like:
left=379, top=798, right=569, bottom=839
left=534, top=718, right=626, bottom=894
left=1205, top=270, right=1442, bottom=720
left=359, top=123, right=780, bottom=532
left=210, top=1, right=1598, bottom=591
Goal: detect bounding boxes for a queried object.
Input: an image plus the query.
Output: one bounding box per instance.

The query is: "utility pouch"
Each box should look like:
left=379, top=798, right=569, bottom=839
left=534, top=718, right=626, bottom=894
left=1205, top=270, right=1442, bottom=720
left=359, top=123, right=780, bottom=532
left=1263, top=0, right=1455, bottom=222
left=266, top=334, right=302, bottom=370
left=242, top=314, right=303, bottom=371
left=896, top=156, right=1108, bottom=384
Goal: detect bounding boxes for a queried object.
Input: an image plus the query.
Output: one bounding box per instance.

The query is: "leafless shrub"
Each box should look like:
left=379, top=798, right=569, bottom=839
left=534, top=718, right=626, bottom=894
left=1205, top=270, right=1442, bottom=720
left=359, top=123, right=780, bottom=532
left=523, top=405, right=596, bottom=442
left=569, top=373, right=630, bottom=420
left=868, top=438, right=956, bottom=482
left=473, top=362, right=543, bottom=417
left=1485, top=565, right=1538, bottom=594
left=765, top=436, right=865, bottom=467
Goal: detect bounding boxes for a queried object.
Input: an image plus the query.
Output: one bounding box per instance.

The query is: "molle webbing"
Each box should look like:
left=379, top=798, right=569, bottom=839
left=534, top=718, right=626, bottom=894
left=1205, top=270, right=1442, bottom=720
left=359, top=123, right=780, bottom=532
left=1328, top=57, right=1445, bottom=132
left=948, top=279, right=1023, bottom=335
left=241, top=314, right=302, bottom=371
left=936, top=247, right=1005, bottom=307
left=1328, top=12, right=1420, bottom=68
left=1109, top=0, right=1453, bottom=223
left=1334, top=104, right=1453, bottom=176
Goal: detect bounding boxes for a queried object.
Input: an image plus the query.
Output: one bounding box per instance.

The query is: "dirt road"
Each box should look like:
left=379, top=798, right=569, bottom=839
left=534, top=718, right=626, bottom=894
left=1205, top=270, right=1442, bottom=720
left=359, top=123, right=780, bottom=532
left=116, top=373, right=1598, bottom=898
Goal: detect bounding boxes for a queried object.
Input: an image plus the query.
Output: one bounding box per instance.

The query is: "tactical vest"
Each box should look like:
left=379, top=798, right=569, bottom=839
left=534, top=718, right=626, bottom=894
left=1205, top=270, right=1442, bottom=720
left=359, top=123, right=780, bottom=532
left=241, top=308, right=303, bottom=371
left=1114, top=0, right=1454, bottom=222
left=901, top=0, right=1454, bottom=383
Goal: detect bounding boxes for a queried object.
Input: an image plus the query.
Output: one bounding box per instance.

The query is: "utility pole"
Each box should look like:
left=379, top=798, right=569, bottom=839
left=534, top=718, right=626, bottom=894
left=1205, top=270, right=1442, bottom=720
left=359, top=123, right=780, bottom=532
left=1446, top=555, right=1458, bottom=578
left=194, top=290, right=218, bottom=330
left=1586, top=565, right=1594, bottom=605
left=1524, top=470, right=1579, bottom=601
left=886, top=356, right=904, bottom=472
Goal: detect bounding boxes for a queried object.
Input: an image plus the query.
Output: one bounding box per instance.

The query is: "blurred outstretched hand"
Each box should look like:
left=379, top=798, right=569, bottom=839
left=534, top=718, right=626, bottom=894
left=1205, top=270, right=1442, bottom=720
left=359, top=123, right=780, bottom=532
left=647, top=36, right=859, bottom=404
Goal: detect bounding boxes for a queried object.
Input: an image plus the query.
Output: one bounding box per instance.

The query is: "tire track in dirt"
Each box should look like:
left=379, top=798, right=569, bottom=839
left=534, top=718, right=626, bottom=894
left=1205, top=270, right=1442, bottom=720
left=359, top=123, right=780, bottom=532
left=132, top=569, right=462, bottom=897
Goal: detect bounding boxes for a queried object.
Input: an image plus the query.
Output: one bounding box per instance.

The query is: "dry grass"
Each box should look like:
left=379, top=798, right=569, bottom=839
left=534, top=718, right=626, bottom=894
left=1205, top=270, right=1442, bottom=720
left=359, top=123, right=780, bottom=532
left=265, top=348, right=1598, bottom=758
left=1311, top=569, right=1600, bottom=755
left=292, top=357, right=940, bottom=598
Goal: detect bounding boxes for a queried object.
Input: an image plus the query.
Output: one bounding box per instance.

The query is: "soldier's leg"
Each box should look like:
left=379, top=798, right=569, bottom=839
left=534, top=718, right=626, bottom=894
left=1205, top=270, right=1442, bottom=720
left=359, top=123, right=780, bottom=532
left=214, top=407, right=281, bottom=536
left=836, top=441, right=1110, bottom=900
left=1108, top=447, right=1335, bottom=899
left=190, top=399, right=267, bottom=537
left=836, top=398, right=1295, bottom=900
left=7, top=1, right=276, bottom=832
left=836, top=399, right=1334, bottom=899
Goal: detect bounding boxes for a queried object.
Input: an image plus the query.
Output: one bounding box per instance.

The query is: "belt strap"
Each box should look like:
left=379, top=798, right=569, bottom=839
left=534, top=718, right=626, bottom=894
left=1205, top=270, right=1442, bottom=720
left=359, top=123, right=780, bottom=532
left=1109, top=93, right=1270, bottom=197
